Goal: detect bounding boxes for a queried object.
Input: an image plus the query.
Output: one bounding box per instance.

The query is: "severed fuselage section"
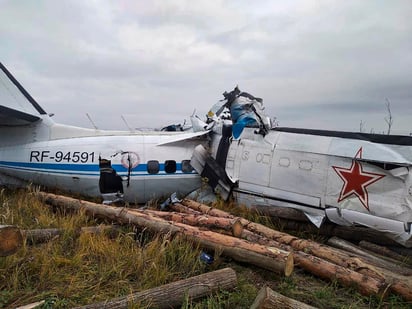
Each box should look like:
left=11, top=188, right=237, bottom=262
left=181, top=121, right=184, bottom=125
left=191, top=87, right=412, bottom=247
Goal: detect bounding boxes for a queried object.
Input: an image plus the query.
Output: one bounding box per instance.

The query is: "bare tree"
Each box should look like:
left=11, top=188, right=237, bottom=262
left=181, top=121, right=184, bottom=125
left=271, top=116, right=279, bottom=128
left=384, top=98, right=393, bottom=135
left=359, top=120, right=365, bottom=133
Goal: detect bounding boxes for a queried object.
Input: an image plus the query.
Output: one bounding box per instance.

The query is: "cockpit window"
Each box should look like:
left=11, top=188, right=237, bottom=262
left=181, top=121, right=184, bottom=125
left=147, top=160, right=160, bottom=174
left=165, top=160, right=177, bottom=173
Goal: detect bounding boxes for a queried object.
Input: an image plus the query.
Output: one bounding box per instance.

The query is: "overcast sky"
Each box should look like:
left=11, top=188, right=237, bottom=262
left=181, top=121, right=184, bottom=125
left=1, top=1, right=411, bottom=134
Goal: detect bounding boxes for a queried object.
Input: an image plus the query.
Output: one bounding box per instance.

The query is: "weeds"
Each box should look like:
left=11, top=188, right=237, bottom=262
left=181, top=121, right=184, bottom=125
left=1, top=188, right=411, bottom=308
left=0, top=189, right=211, bottom=307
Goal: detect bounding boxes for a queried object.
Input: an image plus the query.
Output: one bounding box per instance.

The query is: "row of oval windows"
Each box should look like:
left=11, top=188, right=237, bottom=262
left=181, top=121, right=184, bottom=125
left=147, top=159, right=194, bottom=174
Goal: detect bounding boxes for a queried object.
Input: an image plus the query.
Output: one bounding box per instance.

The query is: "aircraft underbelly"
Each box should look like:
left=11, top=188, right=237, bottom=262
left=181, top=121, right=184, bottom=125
left=141, top=174, right=201, bottom=203
left=0, top=166, right=101, bottom=196
left=237, top=182, right=321, bottom=208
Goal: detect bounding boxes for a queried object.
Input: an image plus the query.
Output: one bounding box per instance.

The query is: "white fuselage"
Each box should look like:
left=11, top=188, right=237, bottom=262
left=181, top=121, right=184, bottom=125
left=204, top=124, right=412, bottom=246
left=225, top=128, right=412, bottom=221
left=0, top=121, right=206, bottom=203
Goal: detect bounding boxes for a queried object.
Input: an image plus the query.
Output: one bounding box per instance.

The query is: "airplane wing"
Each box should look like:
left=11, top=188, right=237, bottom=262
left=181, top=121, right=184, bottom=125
left=0, top=62, right=46, bottom=126
left=156, top=130, right=210, bottom=146
left=0, top=105, right=41, bottom=125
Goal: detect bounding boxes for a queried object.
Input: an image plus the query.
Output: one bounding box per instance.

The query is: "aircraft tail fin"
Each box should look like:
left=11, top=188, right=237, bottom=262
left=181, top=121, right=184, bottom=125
left=0, top=62, right=47, bottom=126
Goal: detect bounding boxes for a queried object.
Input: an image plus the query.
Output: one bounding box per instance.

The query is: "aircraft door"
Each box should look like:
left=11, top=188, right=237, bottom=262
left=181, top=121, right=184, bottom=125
left=98, top=157, right=124, bottom=204
left=118, top=150, right=143, bottom=202
left=270, top=150, right=327, bottom=208
left=237, top=139, right=273, bottom=188
left=225, top=140, right=241, bottom=183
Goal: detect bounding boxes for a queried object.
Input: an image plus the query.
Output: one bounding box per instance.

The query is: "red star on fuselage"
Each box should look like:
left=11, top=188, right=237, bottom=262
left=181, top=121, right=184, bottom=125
left=332, top=148, right=385, bottom=211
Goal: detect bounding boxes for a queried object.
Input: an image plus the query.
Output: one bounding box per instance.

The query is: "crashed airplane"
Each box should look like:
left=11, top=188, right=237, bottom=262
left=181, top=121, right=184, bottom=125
left=0, top=62, right=208, bottom=205
left=1, top=62, right=412, bottom=247
left=191, top=87, right=412, bottom=247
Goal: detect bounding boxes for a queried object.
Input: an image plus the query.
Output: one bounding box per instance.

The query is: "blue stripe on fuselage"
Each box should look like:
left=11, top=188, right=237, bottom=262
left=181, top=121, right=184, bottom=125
left=0, top=161, right=195, bottom=176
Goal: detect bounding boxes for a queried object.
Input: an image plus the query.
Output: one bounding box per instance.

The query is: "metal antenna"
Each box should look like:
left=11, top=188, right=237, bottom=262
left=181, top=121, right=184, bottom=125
left=86, top=113, right=98, bottom=130
left=121, top=115, right=134, bottom=132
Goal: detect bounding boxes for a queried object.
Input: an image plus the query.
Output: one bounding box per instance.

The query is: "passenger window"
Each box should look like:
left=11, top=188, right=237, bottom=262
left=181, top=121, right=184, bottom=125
left=181, top=160, right=193, bottom=173
left=147, top=160, right=159, bottom=174
left=165, top=160, right=177, bottom=173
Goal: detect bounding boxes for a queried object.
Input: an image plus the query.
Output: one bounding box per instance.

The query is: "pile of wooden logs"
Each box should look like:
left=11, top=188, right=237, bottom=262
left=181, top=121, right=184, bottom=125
left=5, top=192, right=412, bottom=306
left=169, top=199, right=412, bottom=300
left=35, top=192, right=294, bottom=277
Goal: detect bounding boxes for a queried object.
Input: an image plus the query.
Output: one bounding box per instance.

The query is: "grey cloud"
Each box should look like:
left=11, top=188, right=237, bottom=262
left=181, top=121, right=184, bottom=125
left=1, top=1, right=411, bottom=134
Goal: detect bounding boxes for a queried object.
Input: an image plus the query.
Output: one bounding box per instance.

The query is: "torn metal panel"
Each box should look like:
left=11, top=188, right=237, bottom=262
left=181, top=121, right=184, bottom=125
left=201, top=86, right=412, bottom=247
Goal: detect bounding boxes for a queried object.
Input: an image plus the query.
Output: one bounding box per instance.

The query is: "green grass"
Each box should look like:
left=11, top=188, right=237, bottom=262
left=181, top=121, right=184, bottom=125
left=0, top=187, right=411, bottom=308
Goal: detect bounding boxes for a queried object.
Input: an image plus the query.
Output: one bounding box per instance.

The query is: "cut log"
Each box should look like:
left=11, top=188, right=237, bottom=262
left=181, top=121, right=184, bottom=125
left=168, top=203, right=201, bottom=215
left=251, top=286, right=318, bottom=309
left=74, top=267, right=237, bottom=309
left=238, top=229, right=386, bottom=296
left=180, top=199, right=412, bottom=299
left=23, top=228, right=60, bottom=244
left=127, top=212, right=293, bottom=276
left=37, top=192, right=182, bottom=234
left=184, top=228, right=294, bottom=276
left=0, top=225, right=23, bottom=256
left=36, top=192, right=294, bottom=276
left=279, top=220, right=400, bottom=246
left=387, top=246, right=412, bottom=258
left=359, top=240, right=412, bottom=266
left=179, top=200, right=389, bottom=278
left=128, top=209, right=244, bottom=237
left=22, top=225, right=121, bottom=244
left=180, top=199, right=234, bottom=218
left=326, top=237, right=412, bottom=301
left=327, top=237, right=412, bottom=276
left=179, top=200, right=403, bottom=276
left=232, top=219, right=244, bottom=238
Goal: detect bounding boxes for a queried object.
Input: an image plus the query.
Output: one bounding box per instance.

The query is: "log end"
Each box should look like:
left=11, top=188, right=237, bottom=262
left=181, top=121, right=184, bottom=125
left=0, top=225, right=24, bottom=256
left=284, top=253, right=294, bottom=277
left=232, top=219, right=243, bottom=238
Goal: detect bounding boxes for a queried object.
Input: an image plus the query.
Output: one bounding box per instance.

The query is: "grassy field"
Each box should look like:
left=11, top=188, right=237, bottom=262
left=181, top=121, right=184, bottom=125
left=0, top=187, right=410, bottom=308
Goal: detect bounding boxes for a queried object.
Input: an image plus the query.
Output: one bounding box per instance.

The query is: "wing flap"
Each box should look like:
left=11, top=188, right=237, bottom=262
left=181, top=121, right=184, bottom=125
left=0, top=105, right=41, bottom=126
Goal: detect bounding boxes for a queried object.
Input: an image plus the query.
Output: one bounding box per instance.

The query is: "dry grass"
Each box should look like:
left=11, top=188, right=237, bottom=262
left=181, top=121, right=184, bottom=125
left=1, top=188, right=411, bottom=308
left=0, top=188, right=241, bottom=308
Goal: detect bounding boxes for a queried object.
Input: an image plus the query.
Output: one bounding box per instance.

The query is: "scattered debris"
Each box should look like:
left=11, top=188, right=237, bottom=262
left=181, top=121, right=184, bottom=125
left=22, top=225, right=122, bottom=244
